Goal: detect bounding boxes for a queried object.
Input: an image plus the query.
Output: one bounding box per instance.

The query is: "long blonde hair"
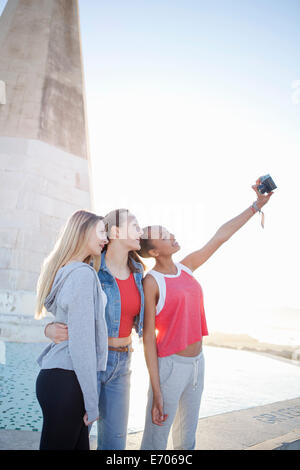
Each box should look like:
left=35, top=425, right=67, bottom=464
left=35, top=210, right=104, bottom=319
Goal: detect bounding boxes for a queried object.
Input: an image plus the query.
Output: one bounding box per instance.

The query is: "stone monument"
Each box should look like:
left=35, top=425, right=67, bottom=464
left=0, top=0, right=93, bottom=341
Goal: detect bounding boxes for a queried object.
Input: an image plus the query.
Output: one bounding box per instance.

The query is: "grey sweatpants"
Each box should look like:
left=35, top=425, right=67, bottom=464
left=140, top=351, right=205, bottom=450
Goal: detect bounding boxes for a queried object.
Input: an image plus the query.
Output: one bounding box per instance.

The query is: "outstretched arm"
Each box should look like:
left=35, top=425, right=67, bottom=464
left=180, top=180, right=274, bottom=272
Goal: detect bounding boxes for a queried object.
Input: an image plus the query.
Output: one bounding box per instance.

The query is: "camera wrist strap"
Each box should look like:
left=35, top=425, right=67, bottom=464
left=252, top=202, right=265, bottom=229
left=260, top=210, right=265, bottom=229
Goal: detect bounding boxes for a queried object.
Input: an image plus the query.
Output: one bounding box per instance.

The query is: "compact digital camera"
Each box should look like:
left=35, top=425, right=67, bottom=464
left=257, top=175, right=277, bottom=194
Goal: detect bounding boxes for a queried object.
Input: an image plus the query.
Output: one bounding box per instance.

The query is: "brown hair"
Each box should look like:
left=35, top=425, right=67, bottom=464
left=103, top=208, right=145, bottom=272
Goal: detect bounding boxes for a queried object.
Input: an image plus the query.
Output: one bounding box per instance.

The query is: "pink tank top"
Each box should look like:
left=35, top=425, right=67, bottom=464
left=148, top=263, right=208, bottom=357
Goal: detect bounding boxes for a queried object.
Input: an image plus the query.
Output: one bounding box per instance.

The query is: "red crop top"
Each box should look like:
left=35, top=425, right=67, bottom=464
left=116, top=272, right=141, bottom=338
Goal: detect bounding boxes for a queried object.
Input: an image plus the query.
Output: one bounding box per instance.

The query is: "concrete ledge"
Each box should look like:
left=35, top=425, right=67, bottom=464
left=246, top=430, right=300, bottom=450
left=1, top=397, right=300, bottom=450
left=276, top=439, right=300, bottom=450
left=194, top=397, right=300, bottom=450
left=0, top=429, right=40, bottom=451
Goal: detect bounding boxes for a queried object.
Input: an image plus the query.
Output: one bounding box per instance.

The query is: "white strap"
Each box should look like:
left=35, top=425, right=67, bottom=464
left=147, top=263, right=192, bottom=315
left=193, top=359, right=199, bottom=390
left=147, top=270, right=166, bottom=316
left=178, top=262, right=193, bottom=276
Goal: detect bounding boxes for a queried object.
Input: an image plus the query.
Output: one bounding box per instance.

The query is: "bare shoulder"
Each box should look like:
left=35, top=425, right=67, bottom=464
left=143, top=272, right=159, bottom=291
left=178, top=260, right=194, bottom=273
left=178, top=258, right=195, bottom=272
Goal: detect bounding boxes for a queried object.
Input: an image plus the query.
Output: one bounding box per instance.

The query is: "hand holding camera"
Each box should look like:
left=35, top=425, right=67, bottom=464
left=252, top=174, right=276, bottom=211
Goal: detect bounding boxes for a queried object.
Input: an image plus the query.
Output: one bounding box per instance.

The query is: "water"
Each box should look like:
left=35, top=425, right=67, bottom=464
left=248, top=307, right=300, bottom=347
left=206, top=306, right=300, bottom=348
left=126, top=337, right=300, bottom=434
left=1, top=338, right=300, bottom=436
left=0, top=342, right=43, bottom=432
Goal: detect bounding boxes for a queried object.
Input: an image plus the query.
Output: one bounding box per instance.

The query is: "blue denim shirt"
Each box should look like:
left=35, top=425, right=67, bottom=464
left=98, top=251, right=144, bottom=338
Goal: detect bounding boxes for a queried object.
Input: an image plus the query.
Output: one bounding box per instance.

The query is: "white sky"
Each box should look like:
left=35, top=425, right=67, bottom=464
left=1, top=0, right=299, bottom=332
left=75, top=1, right=300, bottom=334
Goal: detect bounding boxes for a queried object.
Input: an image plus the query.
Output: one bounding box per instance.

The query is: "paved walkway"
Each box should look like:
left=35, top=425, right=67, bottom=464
left=1, top=397, right=299, bottom=450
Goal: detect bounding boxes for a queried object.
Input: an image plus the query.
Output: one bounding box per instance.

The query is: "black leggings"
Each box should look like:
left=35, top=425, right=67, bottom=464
left=36, top=368, right=89, bottom=450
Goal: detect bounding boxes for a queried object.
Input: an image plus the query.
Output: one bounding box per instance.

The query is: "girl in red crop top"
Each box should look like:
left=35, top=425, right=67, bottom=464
left=137, top=180, right=273, bottom=450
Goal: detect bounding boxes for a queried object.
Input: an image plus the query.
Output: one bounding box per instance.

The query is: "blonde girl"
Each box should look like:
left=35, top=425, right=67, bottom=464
left=35, top=210, right=108, bottom=450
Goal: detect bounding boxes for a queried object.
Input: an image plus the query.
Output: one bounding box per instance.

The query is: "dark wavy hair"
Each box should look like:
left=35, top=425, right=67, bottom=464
left=136, top=226, right=161, bottom=258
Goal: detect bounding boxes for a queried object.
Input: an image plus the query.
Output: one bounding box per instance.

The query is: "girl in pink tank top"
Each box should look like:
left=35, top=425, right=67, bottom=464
left=147, top=261, right=208, bottom=358
left=137, top=180, right=273, bottom=450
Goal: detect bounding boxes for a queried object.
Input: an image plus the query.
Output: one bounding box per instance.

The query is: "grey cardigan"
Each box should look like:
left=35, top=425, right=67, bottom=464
left=37, top=262, right=108, bottom=422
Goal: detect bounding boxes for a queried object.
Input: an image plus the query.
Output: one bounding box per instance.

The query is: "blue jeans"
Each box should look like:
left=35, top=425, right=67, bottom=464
left=96, top=348, right=132, bottom=450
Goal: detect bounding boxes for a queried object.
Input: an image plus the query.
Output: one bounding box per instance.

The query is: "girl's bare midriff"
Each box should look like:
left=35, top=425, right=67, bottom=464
left=108, top=338, right=202, bottom=353
left=175, top=340, right=202, bottom=357
left=108, top=335, right=132, bottom=348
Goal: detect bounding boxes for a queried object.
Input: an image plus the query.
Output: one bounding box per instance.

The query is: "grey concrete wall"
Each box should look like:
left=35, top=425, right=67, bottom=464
left=0, top=137, right=91, bottom=341
left=0, top=0, right=88, bottom=159
left=0, top=1, right=93, bottom=340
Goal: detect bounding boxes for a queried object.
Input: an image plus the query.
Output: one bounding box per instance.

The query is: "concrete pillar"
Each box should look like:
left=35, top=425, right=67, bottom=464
left=0, top=0, right=93, bottom=341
